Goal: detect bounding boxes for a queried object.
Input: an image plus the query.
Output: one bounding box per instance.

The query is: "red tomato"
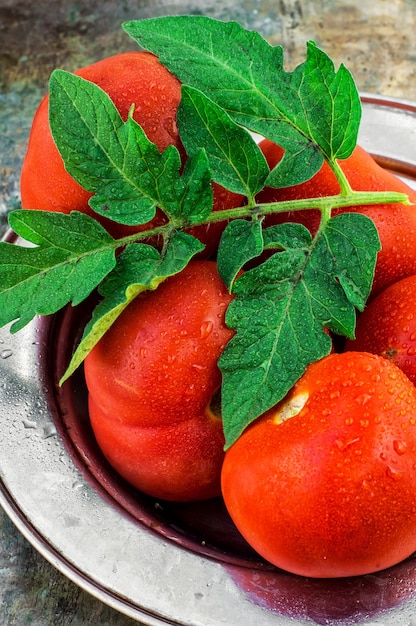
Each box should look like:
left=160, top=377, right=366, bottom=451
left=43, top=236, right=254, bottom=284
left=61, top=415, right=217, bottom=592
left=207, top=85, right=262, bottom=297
left=84, top=260, right=234, bottom=502
left=257, top=141, right=416, bottom=297
left=345, top=274, right=416, bottom=384
left=221, top=351, right=416, bottom=578
left=20, top=51, right=243, bottom=253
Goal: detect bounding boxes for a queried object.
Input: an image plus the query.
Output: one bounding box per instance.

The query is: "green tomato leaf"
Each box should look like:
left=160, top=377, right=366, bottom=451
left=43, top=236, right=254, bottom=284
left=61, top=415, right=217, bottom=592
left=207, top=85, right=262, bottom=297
left=177, top=86, right=269, bottom=199
left=318, top=212, right=381, bottom=312
left=265, top=42, right=361, bottom=189
left=217, top=219, right=264, bottom=290
left=263, top=222, right=313, bottom=250
left=174, top=149, right=213, bottom=224
left=219, top=212, right=380, bottom=448
left=0, top=210, right=116, bottom=332
left=300, top=42, right=361, bottom=161
left=220, top=251, right=333, bottom=448
left=60, top=230, right=204, bottom=383
left=49, top=70, right=182, bottom=225
left=123, top=16, right=361, bottom=188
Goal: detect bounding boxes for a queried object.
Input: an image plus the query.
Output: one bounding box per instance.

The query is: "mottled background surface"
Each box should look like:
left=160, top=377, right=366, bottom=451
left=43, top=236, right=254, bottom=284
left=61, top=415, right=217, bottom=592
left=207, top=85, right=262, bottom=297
left=0, top=0, right=415, bottom=624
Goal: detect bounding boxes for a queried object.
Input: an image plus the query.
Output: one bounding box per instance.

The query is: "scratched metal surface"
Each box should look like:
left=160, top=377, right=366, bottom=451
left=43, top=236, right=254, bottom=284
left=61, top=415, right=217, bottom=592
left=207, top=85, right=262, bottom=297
left=0, top=0, right=416, bottom=624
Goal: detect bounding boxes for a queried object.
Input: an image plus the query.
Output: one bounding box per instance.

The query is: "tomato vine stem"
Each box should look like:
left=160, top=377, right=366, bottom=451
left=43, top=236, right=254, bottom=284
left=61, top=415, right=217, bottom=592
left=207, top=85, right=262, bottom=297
left=112, top=189, right=410, bottom=249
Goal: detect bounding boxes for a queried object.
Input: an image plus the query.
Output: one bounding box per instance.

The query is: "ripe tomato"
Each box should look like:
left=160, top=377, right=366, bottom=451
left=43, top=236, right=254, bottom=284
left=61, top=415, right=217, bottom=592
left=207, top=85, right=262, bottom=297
left=345, top=274, right=416, bottom=384
left=257, top=141, right=416, bottom=297
left=19, top=51, right=243, bottom=253
left=84, top=260, right=234, bottom=502
left=221, top=351, right=416, bottom=578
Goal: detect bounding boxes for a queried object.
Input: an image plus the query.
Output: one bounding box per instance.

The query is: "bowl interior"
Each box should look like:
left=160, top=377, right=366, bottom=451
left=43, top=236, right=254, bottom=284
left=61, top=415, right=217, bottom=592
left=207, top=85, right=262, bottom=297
left=35, top=148, right=416, bottom=624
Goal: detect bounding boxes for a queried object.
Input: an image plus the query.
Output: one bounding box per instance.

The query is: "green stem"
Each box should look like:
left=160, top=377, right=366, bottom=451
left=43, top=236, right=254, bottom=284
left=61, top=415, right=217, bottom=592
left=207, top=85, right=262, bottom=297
left=113, top=189, right=410, bottom=248
left=250, top=190, right=409, bottom=218
left=329, top=158, right=354, bottom=196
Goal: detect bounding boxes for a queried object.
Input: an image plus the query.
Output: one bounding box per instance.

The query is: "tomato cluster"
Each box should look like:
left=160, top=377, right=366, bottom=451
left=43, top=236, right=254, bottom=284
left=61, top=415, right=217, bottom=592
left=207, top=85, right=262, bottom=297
left=20, top=51, right=416, bottom=579
left=20, top=51, right=243, bottom=253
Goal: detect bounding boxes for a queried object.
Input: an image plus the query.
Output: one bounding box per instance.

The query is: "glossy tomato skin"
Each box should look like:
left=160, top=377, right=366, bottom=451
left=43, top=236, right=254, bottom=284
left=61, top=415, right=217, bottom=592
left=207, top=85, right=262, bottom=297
left=345, top=274, right=416, bottom=384
left=221, top=352, right=416, bottom=578
left=257, top=141, right=416, bottom=297
left=84, top=260, right=234, bottom=502
left=20, top=51, right=243, bottom=253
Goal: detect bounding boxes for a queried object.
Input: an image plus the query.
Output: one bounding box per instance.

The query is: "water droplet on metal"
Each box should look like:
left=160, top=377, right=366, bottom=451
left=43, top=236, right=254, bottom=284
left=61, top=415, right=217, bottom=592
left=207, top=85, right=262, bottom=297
left=43, top=423, right=57, bottom=439
left=0, top=349, right=13, bottom=359
left=22, top=418, right=37, bottom=429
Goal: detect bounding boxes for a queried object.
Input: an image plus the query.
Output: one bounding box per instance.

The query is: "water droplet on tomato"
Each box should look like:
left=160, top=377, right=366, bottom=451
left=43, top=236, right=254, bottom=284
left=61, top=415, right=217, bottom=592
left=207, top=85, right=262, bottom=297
left=393, top=440, right=407, bottom=455
left=200, top=320, right=214, bottom=339
left=335, top=437, right=360, bottom=451
left=361, top=478, right=375, bottom=496
left=355, top=393, right=371, bottom=406
left=408, top=346, right=416, bottom=356
left=386, top=465, right=403, bottom=481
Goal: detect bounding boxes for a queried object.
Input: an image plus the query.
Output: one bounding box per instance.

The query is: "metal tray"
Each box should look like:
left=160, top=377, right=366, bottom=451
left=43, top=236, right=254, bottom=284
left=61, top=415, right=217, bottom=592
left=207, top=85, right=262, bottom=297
left=0, top=96, right=416, bottom=626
